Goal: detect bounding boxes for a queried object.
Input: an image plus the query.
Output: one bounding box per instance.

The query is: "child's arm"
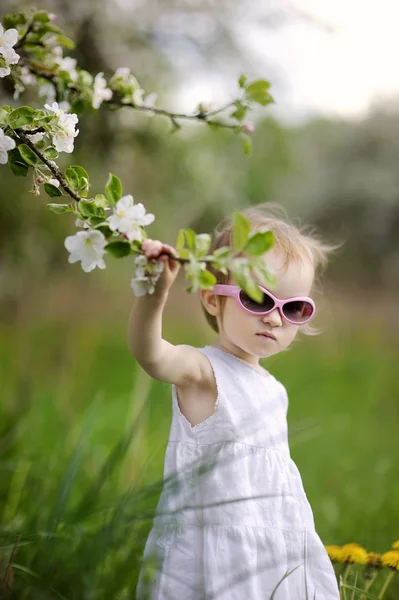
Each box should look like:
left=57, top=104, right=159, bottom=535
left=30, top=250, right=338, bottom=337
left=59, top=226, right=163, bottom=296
left=127, top=239, right=211, bottom=387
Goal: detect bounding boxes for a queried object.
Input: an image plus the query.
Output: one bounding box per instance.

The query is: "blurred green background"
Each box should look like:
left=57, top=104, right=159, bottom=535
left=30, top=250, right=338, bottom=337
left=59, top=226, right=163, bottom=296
left=1, top=0, right=398, bottom=598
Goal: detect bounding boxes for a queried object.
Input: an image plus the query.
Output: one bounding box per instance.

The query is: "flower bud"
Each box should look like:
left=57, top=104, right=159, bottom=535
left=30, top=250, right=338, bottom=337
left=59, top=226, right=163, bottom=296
left=36, top=176, right=45, bottom=184
left=242, top=123, right=256, bottom=134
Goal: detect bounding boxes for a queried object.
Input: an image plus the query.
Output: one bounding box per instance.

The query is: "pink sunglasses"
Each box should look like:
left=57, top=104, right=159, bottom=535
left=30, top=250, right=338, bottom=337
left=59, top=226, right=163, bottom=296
left=213, top=284, right=316, bottom=325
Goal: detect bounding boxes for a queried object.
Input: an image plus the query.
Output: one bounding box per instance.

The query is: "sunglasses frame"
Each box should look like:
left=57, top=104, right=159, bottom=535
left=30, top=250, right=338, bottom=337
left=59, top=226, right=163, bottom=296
left=213, top=284, right=316, bottom=325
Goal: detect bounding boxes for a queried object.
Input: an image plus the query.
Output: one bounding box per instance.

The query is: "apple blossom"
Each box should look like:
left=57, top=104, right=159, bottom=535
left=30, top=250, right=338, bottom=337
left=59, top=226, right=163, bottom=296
left=184, top=258, right=207, bottom=292
left=92, top=73, right=113, bottom=109
left=0, top=24, right=20, bottom=65
left=48, top=178, right=60, bottom=187
left=57, top=56, right=78, bottom=81
left=75, top=218, right=90, bottom=229
left=44, top=102, right=79, bottom=153
left=108, top=195, right=155, bottom=242
left=132, top=89, right=157, bottom=113
left=38, top=83, right=56, bottom=104
left=64, top=229, right=107, bottom=272
left=130, top=255, right=164, bottom=296
left=0, top=128, right=16, bottom=164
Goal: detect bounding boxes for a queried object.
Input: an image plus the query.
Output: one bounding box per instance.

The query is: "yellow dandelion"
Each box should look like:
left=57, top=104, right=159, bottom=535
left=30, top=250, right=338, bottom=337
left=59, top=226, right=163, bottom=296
left=366, top=552, right=381, bottom=567
left=381, top=550, right=399, bottom=570
left=325, top=545, right=343, bottom=562
left=340, top=543, right=368, bottom=564
left=392, top=540, right=399, bottom=550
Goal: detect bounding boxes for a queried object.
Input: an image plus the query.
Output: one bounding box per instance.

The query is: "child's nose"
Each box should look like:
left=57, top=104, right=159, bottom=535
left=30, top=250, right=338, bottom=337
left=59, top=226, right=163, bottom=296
left=262, top=308, right=282, bottom=327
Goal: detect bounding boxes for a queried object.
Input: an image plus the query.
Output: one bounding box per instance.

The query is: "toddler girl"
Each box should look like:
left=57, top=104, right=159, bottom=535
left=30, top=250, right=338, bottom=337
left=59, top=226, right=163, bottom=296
left=129, top=205, right=340, bottom=599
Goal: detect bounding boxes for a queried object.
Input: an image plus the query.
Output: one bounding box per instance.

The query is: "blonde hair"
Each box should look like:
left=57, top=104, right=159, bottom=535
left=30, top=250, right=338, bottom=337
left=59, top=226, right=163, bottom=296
left=201, top=203, right=337, bottom=335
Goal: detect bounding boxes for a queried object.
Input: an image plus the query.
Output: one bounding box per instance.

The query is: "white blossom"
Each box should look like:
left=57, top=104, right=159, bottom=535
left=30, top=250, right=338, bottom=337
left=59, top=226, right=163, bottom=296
left=0, top=128, right=16, bottom=164
left=29, top=131, right=45, bottom=144
left=57, top=56, right=78, bottom=81
left=20, top=65, right=36, bottom=86
left=0, top=63, right=11, bottom=78
left=64, top=229, right=107, bottom=272
left=184, top=258, right=207, bottom=292
left=38, top=83, right=56, bottom=104
left=44, top=102, right=79, bottom=153
left=48, top=178, right=60, bottom=187
left=143, top=92, right=157, bottom=111
left=132, top=89, right=157, bottom=112
left=13, top=65, right=36, bottom=99
left=0, top=24, right=20, bottom=65
left=74, top=217, right=90, bottom=229
left=130, top=255, right=164, bottom=296
left=109, top=67, right=142, bottom=104
left=108, top=195, right=155, bottom=242
left=92, top=72, right=113, bottom=109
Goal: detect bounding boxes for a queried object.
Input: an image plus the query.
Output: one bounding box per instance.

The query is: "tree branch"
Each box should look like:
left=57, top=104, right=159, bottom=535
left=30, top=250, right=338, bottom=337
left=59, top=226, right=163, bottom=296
left=14, top=129, right=82, bottom=202
left=109, top=100, right=239, bottom=130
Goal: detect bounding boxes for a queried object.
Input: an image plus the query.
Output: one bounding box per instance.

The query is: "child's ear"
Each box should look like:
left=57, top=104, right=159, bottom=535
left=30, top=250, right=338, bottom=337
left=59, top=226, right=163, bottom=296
left=200, top=289, right=220, bottom=316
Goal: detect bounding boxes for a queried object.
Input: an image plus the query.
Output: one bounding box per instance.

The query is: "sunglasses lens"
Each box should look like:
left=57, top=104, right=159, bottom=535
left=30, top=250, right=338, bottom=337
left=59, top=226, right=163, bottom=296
left=283, top=301, right=314, bottom=323
left=239, top=289, right=274, bottom=313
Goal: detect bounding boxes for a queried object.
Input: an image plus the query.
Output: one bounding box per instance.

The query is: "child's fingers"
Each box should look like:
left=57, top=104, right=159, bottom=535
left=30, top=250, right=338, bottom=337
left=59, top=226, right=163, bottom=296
left=142, top=240, right=177, bottom=260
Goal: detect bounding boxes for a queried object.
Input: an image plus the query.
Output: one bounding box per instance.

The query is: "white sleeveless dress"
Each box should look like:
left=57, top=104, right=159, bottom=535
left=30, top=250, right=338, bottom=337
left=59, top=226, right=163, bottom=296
left=137, top=345, right=339, bottom=600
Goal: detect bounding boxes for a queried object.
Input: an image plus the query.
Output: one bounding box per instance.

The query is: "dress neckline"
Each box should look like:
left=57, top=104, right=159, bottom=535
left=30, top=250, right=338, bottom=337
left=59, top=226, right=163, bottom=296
left=205, top=345, right=271, bottom=379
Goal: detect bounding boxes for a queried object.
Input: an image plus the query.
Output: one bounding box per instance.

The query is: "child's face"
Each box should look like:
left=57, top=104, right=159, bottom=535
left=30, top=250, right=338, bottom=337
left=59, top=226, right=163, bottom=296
left=211, top=249, right=315, bottom=364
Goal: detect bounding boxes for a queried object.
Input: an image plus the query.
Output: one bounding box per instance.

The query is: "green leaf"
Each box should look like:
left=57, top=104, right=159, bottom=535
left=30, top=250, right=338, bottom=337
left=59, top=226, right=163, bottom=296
left=18, top=144, right=38, bottom=166
left=105, top=241, right=132, bottom=258
left=250, top=258, right=277, bottom=289
left=96, top=225, right=113, bottom=239
left=8, top=148, right=29, bottom=177
left=70, top=98, right=88, bottom=115
left=94, top=194, right=109, bottom=209
left=244, top=230, right=274, bottom=256
left=44, top=183, right=62, bottom=197
left=55, top=35, right=76, bottom=50
left=213, top=246, right=230, bottom=258
left=7, top=106, right=35, bottom=129
left=238, top=74, right=247, bottom=89
left=105, top=173, right=123, bottom=205
left=47, top=203, right=73, bottom=213
left=198, top=269, right=217, bottom=290
left=232, top=212, right=251, bottom=251
left=65, top=165, right=89, bottom=196
left=11, top=563, right=39, bottom=579
left=33, top=10, right=50, bottom=23
left=176, top=229, right=185, bottom=251
left=184, top=229, right=196, bottom=252
left=194, top=233, right=212, bottom=258
left=35, top=138, right=46, bottom=150
left=42, top=24, right=63, bottom=35
left=0, top=108, right=8, bottom=126
left=242, top=134, right=252, bottom=156
left=65, top=166, right=79, bottom=190
left=242, top=278, right=263, bottom=304
left=210, top=246, right=230, bottom=276
left=3, top=13, right=26, bottom=29
left=230, top=100, right=248, bottom=122
left=245, top=79, right=271, bottom=92
left=88, top=216, right=107, bottom=227
left=245, top=79, right=274, bottom=106
left=78, top=200, right=98, bottom=217
left=178, top=249, right=191, bottom=260
left=43, top=146, right=59, bottom=160
left=131, top=240, right=142, bottom=252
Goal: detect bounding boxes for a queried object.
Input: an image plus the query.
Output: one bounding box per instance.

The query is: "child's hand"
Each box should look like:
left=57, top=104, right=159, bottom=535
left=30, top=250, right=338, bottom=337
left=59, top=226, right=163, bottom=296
left=141, top=239, right=181, bottom=296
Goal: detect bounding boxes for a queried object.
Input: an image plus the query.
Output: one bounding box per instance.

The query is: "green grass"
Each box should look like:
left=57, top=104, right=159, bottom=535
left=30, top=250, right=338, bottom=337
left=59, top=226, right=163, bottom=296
left=0, top=312, right=398, bottom=598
